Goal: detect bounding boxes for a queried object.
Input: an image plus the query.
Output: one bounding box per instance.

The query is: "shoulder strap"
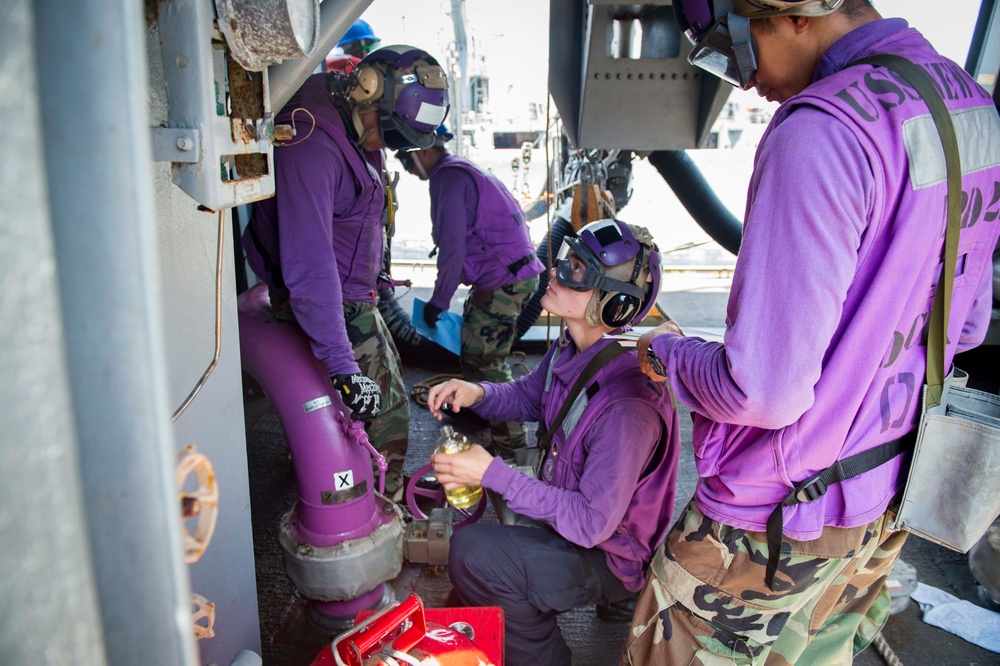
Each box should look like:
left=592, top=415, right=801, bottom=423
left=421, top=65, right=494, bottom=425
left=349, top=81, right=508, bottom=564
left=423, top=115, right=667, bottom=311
left=852, top=54, right=962, bottom=407
left=763, top=55, right=964, bottom=590
left=537, top=342, right=627, bottom=452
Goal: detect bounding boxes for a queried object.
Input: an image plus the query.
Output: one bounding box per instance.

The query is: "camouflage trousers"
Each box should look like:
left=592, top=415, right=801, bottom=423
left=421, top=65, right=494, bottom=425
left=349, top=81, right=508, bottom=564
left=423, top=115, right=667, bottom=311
left=344, top=301, right=410, bottom=499
left=461, top=276, right=538, bottom=452
left=622, top=501, right=907, bottom=666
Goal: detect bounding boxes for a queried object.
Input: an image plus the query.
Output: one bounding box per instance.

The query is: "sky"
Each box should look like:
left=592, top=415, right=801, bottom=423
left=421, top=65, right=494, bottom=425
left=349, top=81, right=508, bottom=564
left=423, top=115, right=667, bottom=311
left=358, top=0, right=551, bottom=124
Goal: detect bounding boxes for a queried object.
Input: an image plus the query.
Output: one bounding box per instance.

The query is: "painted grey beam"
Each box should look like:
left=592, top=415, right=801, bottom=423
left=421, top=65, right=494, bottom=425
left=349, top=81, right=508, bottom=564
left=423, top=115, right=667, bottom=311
left=33, top=0, right=198, bottom=664
left=269, top=0, right=374, bottom=112
left=0, top=1, right=108, bottom=664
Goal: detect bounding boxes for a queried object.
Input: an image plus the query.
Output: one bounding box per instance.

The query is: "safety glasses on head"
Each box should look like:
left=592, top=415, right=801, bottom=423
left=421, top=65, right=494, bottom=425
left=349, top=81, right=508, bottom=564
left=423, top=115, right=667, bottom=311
left=675, top=0, right=843, bottom=89
left=554, top=219, right=662, bottom=328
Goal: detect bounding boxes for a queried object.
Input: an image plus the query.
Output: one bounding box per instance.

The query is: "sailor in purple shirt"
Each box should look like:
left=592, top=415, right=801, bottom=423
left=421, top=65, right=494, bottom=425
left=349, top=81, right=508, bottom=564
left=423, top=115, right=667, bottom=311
left=624, top=1, right=1000, bottom=664
left=426, top=220, right=680, bottom=666
left=397, top=128, right=545, bottom=451
left=242, top=45, right=449, bottom=496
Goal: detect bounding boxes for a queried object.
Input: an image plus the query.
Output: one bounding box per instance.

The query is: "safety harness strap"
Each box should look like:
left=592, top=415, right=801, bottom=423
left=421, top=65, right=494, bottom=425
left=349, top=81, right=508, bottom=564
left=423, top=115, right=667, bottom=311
left=853, top=54, right=963, bottom=409
left=763, top=429, right=915, bottom=589
left=537, top=342, right=626, bottom=452
left=506, top=253, right=536, bottom=276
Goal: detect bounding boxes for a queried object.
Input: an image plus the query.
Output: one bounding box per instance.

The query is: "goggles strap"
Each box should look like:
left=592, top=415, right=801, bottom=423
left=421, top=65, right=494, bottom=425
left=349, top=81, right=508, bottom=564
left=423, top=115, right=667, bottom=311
left=727, top=13, right=757, bottom=88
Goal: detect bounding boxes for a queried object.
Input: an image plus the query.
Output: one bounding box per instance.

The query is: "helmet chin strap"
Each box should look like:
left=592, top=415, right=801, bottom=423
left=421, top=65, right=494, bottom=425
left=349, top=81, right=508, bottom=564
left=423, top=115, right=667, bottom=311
left=351, top=107, right=368, bottom=142
left=412, top=152, right=429, bottom=179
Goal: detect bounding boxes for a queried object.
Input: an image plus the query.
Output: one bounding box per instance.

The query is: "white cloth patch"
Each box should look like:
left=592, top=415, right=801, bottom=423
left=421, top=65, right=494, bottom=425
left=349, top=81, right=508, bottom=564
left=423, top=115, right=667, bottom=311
left=334, top=470, right=354, bottom=490
left=903, top=105, right=1000, bottom=189
left=415, top=102, right=448, bottom=127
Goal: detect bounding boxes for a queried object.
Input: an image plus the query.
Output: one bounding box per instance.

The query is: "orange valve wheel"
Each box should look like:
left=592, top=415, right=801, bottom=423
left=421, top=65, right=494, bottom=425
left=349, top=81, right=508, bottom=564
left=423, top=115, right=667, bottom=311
left=191, top=593, right=216, bottom=640
left=177, top=445, right=219, bottom=563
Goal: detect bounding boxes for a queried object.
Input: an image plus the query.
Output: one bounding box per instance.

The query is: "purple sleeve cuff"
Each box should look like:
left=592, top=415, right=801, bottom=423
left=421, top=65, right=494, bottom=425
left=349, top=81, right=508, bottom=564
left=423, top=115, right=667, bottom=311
left=481, top=456, right=519, bottom=493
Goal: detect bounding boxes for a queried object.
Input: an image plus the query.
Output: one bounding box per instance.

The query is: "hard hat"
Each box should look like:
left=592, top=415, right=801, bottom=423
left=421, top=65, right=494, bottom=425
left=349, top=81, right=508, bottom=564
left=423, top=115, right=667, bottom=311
left=555, top=219, right=661, bottom=328
left=433, top=124, right=454, bottom=148
left=347, top=45, right=450, bottom=151
left=674, top=0, right=844, bottom=88
left=338, top=19, right=380, bottom=48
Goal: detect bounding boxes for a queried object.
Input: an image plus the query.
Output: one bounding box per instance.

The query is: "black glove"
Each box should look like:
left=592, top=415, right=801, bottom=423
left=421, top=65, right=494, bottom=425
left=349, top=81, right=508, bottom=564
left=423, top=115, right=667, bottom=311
left=331, top=373, right=382, bottom=421
left=423, top=302, right=444, bottom=329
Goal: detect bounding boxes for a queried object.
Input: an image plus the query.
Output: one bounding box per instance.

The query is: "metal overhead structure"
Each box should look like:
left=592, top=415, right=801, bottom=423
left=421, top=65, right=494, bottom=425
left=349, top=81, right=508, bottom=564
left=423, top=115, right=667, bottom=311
left=549, top=0, right=731, bottom=150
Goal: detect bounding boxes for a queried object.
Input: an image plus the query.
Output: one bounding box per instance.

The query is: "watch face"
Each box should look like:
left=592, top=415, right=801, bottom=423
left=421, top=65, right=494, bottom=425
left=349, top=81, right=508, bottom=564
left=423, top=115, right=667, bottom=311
left=648, top=349, right=668, bottom=377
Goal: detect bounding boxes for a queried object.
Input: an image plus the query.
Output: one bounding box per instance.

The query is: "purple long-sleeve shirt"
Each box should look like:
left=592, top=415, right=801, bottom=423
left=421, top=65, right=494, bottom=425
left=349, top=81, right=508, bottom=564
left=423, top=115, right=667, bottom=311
left=427, top=154, right=544, bottom=310
left=243, top=74, right=385, bottom=376
left=472, top=338, right=680, bottom=591
left=651, top=19, right=1000, bottom=539
left=428, top=164, right=477, bottom=309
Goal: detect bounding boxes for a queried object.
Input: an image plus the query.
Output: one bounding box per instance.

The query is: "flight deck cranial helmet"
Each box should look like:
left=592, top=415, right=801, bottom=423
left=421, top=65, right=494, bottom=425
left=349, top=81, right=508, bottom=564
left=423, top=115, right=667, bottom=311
left=556, top=219, right=662, bottom=328
left=674, top=0, right=844, bottom=89
left=347, top=45, right=450, bottom=150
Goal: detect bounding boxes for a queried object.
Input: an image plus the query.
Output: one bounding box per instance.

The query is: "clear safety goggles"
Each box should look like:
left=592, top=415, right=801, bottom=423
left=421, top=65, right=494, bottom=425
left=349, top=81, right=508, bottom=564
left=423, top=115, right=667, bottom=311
left=555, top=238, right=644, bottom=299
left=687, top=11, right=757, bottom=90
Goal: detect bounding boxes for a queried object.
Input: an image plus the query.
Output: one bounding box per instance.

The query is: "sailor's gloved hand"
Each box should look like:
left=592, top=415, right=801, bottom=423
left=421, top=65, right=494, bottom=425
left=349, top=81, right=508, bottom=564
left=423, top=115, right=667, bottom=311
left=423, top=302, right=444, bottom=329
left=331, top=373, right=382, bottom=421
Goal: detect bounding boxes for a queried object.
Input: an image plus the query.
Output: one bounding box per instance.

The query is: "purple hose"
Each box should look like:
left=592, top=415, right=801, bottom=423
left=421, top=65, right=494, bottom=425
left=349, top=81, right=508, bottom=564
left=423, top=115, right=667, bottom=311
left=238, top=284, right=383, bottom=547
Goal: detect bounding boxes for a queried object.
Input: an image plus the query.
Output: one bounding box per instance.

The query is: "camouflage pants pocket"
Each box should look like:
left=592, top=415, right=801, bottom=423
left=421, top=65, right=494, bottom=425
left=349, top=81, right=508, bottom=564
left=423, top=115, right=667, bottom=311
left=624, top=580, right=762, bottom=666
left=623, top=501, right=904, bottom=666
left=461, top=276, right=538, bottom=379
left=344, top=302, right=410, bottom=492
left=461, top=277, right=538, bottom=450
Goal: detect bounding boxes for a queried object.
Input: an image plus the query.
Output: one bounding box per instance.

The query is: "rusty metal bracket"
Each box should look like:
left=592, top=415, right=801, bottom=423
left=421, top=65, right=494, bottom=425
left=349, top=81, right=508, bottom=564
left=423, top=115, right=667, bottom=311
left=151, top=127, right=202, bottom=163
left=404, top=508, right=453, bottom=566
left=154, top=0, right=275, bottom=209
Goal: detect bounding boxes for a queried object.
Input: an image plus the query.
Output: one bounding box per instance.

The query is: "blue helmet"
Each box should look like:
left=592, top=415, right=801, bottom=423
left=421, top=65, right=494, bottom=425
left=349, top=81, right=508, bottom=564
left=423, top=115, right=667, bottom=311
left=338, top=19, right=380, bottom=56
left=433, top=124, right=454, bottom=147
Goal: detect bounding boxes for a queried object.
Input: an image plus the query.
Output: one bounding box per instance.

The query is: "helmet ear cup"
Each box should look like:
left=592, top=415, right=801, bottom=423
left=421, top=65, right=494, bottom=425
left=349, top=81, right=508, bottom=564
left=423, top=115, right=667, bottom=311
left=600, top=292, right=641, bottom=328
left=349, top=64, right=384, bottom=104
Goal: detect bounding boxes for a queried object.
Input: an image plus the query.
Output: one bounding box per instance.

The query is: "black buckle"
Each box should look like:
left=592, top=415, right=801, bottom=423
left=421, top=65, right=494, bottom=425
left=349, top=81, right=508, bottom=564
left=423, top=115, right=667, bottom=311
left=507, top=253, right=533, bottom=275
left=794, top=474, right=828, bottom=503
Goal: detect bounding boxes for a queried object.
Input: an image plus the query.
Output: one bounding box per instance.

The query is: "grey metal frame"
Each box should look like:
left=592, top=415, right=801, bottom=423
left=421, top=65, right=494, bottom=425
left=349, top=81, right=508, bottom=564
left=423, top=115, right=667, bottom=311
left=550, top=0, right=732, bottom=150
left=32, top=0, right=199, bottom=664
left=154, top=0, right=276, bottom=210
left=0, top=2, right=109, bottom=664
left=269, top=0, right=376, bottom=112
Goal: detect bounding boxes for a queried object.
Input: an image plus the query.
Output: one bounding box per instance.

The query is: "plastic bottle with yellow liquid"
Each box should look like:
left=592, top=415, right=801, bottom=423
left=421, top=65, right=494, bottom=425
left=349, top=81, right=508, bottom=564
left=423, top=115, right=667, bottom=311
left=433, top=425, right=484, bottom=509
